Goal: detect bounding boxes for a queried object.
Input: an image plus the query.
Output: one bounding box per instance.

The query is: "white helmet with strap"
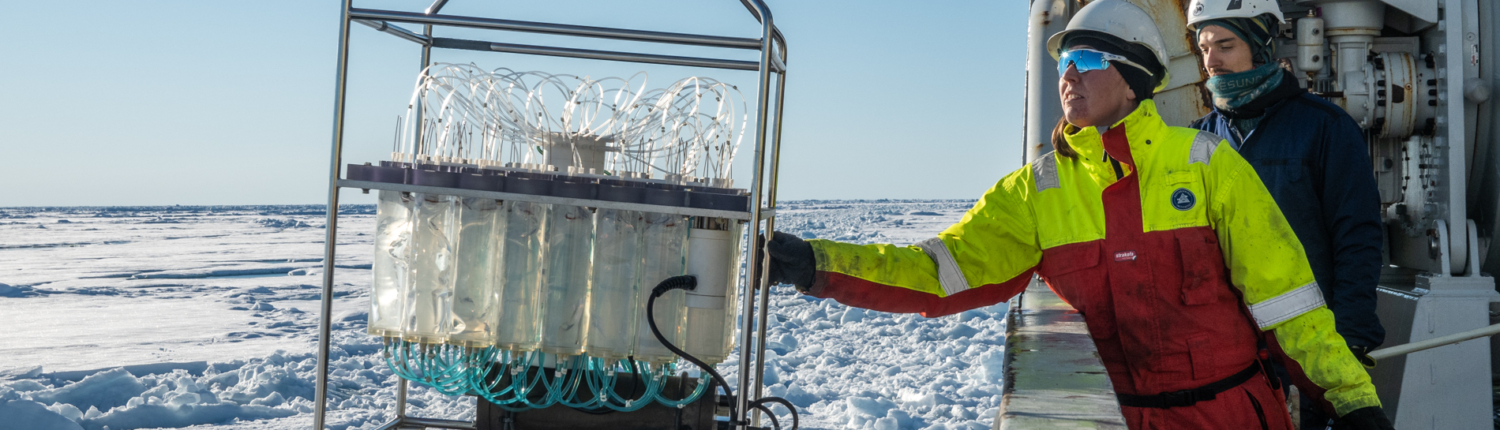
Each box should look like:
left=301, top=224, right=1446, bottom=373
left=1045, top=0, right=1172, bottom=91
left=1186, top=0, right=1286, bottom=30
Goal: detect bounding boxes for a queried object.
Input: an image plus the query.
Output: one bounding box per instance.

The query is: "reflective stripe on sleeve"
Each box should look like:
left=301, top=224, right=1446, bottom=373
left=1189, top=131, right=1220, bottom=165
left=1033, top=153, right=1060, bottom=192
left=1248, top=282, right=1325, bottom=329
left=917, top=237, right=971, bottom=296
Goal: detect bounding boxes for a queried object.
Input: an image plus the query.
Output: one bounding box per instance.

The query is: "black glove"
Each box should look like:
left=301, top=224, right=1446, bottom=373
left=759, top=231, right=816, bottom=293
left=1349, top=345, right=1377, bottom=368
left=1332, top=406, right=1394, bottom=430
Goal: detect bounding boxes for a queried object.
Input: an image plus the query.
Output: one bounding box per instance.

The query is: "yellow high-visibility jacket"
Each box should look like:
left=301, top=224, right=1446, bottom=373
left=802, top=100, right=1380, bottom=417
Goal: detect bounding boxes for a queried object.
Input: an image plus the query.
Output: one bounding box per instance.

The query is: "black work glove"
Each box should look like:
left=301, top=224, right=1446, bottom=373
left=758, top=231, right=816, bottom=293
left=1332, top=406, right=1394, bottom=430
left=1349, top=345, right=1377, bottom=368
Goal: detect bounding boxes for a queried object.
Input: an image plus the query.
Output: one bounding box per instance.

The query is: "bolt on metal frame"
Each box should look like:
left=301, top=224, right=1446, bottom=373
left=315, top=1, right=788, bottom=429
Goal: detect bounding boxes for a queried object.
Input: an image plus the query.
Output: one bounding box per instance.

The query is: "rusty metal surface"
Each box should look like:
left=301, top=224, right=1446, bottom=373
left=1128, top=0, right=1212, bottom=127
left=995, top=279, right=1126, bottom=430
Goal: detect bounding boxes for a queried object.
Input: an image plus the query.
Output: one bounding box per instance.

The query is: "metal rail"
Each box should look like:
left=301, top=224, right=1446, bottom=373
left=348, top=19, right=784, bottom=72
left=749, top=39, right=789, bottom=428
left=314, top=1, right=788, bottom=429
left=734, top=1, right=779, bottom=428
left=312, top=0, right=354, bottom=428
left=429, top=37, right=770, bottom=71
left=1368, top=322, right=1500, bottom=361
left=350, top=7, right=764, bottom=50
left=354, top=19, right=430, bottom=45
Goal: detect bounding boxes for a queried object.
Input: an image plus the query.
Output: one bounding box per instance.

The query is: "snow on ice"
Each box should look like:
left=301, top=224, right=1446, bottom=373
left=0, top=201, right=1007, bottom=429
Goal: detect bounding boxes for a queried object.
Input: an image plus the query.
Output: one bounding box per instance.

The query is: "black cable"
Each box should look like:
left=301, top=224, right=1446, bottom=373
left=625, top=356, right=640, bottom=399
left=647, top=276, right=735, bottom=396
left=750, top=397, right=798, bottom=430
left=572, top=407, right=615, bottom=415
left=752, top=404, right=782, bottom=430
left=647, top=275, right=800, bottom=430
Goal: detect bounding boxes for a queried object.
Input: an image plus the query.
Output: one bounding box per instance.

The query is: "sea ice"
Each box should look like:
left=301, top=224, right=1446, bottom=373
left=0, top=201, right=1009, bottom=429
left=0, top=399, right=85, bottom=430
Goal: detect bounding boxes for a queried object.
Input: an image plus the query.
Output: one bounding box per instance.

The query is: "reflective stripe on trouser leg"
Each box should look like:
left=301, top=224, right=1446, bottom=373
left=1248, top=282, right=1325, bottom=329
left=917, top=237, right=970, bottom=296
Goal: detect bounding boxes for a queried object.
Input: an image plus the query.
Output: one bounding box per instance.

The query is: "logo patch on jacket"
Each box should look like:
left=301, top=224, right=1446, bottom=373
left=1114, top=251, right=1137, bottom=261
left=1171, top=188, right=1196, bottom=211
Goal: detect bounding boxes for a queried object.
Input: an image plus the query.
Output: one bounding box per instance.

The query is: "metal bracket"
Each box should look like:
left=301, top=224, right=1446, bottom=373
left=339, top=179, right=755, bottom=221
left=1436, top=219, right=1453, bottom=276
left=1467, top=219, right=1482, bottom=277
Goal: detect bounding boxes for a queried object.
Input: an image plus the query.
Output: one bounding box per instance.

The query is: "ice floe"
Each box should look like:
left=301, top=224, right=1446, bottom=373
left=1, top=201, right=1010, bottom=429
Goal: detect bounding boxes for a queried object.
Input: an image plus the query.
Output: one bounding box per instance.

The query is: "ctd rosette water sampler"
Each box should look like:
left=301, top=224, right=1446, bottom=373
left=354, top=64, right=757, bottom=412
left=313, top=3, right=790, bottom=427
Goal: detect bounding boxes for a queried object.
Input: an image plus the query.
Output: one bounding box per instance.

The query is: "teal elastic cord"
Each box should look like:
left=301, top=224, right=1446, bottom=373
left=556, top=356, right=601, bottom=409
left=467, top=347, right=516, bottom=405
left=652, top=366, right=712, bottom=407
left=429, top=345, right=471, bottom=395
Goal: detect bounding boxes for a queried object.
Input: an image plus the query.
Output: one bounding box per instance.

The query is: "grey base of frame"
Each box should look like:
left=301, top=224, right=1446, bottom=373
left=375, top=416, right=477, bottom=430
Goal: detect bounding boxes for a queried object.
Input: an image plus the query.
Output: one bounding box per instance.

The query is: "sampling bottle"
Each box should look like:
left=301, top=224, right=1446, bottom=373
left=539, top=204, right=594, bottom=356
left=585, top=208, right=644, bottom=360
left=402, top=193, right=459, bottom=343
left=449, top=197, right=504, bottom=347
left=496, top=200, right=548, bottom=351
left=633, top=213, right=689, bottom=364
left=370, top=190, right=413, bottom=337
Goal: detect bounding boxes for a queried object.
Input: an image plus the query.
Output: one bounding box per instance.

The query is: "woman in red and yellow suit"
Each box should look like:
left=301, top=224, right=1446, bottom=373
left=761, top=1, right=1390, bottom=429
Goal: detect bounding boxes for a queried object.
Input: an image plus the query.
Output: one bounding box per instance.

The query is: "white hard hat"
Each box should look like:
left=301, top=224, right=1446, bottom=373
left=1185, top=0, right=1285, bottom=30
left=1046, top=0, right=1172, bottom=91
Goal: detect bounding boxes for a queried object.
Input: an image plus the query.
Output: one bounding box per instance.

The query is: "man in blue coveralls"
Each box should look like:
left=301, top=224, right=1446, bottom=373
left=1183, top=0, right=1387, bottom=428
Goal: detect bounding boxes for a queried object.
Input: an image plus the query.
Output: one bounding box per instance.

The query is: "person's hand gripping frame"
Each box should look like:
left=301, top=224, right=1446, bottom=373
left=759, top=232, right=816, bottom=293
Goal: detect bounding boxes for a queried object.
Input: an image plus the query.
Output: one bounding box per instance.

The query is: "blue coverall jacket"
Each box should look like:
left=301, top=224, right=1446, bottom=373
left=1189, top=77, right=1386, bottom=351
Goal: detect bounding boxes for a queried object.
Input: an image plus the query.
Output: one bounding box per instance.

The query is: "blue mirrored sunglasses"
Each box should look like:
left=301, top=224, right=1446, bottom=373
left=1057, top=49, right=1154, bottom=77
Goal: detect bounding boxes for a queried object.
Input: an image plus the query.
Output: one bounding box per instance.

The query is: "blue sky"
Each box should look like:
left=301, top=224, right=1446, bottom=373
left=1, top=0, right=1026, bottom=206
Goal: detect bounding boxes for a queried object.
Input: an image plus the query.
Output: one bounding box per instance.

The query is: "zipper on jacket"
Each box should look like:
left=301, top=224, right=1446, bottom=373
left=1104, top=153, right=1125, bottom=180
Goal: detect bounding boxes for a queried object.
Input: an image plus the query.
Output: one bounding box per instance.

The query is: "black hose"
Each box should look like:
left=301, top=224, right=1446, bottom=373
left=647, top=275, right=800, bottom=430
left=646, top=276, right=734, bottom=399
left=752, top=404, right=782, bottom=430
left=750, top=397, right=798, bottom=430
left=625, top=356, right=640, bottom=399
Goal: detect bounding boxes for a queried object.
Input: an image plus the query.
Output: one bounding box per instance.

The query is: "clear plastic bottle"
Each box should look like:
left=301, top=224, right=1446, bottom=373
left=539, top=204, right=594, bottom=356
left=370, top=190, right=413, bottom=337
left=585, top=209, right=644, bottom=360
left=450, top=197, right=504, bottom=346
left=681, top=219, right=743, bottom=365
left=634, top=213, right=689, bottom=364
left=402, top=194, right=459, bottom=343
left=496, top=200, right=548, bottom=351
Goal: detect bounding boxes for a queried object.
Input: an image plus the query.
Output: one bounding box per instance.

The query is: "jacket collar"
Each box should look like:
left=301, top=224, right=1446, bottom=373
left=1060, top=100, right=1167, bottom=169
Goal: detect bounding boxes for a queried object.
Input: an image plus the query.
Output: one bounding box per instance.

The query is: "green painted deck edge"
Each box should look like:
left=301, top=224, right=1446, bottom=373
left=995, top=278, right=1127, bottom=430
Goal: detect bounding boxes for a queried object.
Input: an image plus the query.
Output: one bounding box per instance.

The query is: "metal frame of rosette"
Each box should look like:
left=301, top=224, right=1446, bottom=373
left=313, top=0, right=789, bottom=429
